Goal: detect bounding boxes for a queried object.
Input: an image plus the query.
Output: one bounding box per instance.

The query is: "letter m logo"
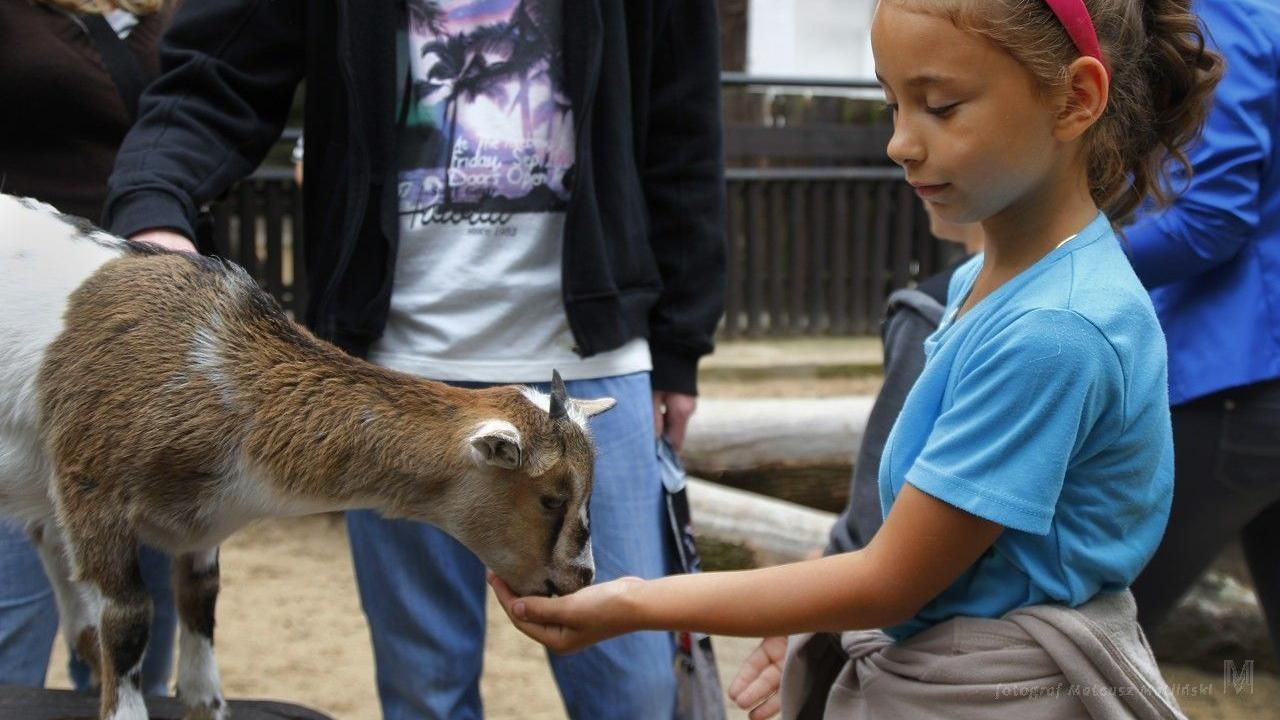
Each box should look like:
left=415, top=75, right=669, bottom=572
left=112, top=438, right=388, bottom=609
left=1223, top=660, right=1253, bottom=694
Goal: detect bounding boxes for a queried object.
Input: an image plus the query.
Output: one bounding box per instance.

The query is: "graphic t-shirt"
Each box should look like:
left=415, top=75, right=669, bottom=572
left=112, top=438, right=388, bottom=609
left=370, top=0, right=650, bottom=382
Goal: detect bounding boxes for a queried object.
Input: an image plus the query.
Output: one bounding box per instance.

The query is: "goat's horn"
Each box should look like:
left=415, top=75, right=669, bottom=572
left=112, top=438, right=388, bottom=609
left=549, top=369, right=568, bottom=421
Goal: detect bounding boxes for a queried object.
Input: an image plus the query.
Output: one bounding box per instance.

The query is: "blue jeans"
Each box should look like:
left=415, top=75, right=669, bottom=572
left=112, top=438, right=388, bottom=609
left=0, top=523, right=177, bottom=695
left=347, top=371, right=677, bottom=720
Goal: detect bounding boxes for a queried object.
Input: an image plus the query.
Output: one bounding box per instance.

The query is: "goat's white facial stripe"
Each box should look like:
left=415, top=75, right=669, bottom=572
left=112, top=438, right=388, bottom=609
left=572, top=471, right=589, bottom=521
left=574, top=537, right=594, bottom=567
left=571, top=475, right=592, bottom=568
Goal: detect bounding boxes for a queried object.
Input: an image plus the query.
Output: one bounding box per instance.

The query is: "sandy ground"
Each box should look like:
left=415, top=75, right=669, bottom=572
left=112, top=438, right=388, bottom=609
left=46, top=515, right=1279, bottom=719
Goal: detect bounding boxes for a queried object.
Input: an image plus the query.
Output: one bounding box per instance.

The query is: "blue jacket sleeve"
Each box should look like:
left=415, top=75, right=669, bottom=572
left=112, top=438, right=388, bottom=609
left=104, top=0, right=307, bottom=239
left=1124, top=5, right=1278, bottom=289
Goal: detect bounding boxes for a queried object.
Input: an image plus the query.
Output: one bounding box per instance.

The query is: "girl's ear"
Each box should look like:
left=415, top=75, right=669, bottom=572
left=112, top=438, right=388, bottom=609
left=1054, top=57, right=1109, bottom=142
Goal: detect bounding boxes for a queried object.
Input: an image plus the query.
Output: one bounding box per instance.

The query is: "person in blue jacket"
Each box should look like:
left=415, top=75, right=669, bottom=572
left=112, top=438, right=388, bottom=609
left=1127, top=0, right=1280, bottom=664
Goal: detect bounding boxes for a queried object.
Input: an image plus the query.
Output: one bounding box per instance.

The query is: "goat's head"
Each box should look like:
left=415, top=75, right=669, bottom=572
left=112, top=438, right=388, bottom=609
left=429, top=371, right=614, bottom=597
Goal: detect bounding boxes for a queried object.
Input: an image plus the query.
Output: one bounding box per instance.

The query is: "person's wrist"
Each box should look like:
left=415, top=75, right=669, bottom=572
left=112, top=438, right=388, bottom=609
left=614, top=577, right=651, bottom=633
left=130, top=229, right=197, bottom=254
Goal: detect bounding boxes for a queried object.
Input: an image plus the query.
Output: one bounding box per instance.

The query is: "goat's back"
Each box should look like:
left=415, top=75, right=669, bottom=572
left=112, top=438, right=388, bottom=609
left=36, top=223, right=299, bottom=544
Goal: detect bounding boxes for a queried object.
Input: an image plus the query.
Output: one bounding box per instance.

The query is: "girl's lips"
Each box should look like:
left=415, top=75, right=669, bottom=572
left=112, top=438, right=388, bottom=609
left=912, top=183, right=949, bottom=199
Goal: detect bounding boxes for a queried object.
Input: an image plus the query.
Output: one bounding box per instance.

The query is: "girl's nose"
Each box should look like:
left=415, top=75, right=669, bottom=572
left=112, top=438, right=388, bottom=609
left=886, top=119, right=924, bottom=167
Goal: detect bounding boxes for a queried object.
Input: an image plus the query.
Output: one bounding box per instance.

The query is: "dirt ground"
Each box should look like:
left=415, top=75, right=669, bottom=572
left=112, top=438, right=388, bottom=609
left=46, top=515, right=1279, bottom=719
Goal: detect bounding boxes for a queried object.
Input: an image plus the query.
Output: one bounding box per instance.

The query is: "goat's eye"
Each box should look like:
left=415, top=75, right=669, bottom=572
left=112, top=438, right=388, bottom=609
left=540, top=495, right=567, bottom=511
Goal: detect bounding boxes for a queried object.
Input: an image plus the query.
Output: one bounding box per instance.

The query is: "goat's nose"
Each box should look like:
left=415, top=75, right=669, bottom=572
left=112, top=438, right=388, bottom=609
left=574, top=564, right=594, bottom=587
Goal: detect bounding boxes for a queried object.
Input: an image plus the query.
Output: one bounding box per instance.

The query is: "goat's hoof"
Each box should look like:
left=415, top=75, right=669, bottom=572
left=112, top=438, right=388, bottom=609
left=181, top=695, right=229, bottom=720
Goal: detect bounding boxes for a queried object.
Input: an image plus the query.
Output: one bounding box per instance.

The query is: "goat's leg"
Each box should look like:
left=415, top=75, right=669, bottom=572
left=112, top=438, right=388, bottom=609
left=29, top=521, right=105, bottom=688
left=66, top=529, right=152, bottom=720
left=173, top=548, right=227, bottom=720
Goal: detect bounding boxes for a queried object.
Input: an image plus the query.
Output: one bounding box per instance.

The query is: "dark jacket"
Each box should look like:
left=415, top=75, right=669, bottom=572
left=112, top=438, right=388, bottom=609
left=0, top=1, right=174, bottom=220
left=104, top=0, right=726, bottom=394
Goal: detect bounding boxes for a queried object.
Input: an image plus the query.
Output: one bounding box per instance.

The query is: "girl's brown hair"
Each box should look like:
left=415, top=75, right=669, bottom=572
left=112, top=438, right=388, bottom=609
left=889, top=0, right=1223, bottom=220
left=36, top=0, right=164, bottom=15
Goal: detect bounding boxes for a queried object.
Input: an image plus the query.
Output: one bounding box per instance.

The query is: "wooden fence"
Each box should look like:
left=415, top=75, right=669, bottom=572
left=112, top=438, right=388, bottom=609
left=722, top=167, right=949, bottom=338
left=203, top=168, right=307, bottom=319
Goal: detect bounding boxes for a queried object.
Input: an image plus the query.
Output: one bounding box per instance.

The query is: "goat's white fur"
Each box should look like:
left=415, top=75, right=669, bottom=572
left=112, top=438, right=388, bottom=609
left=176, top=550, right=226, bottom=719
left=32, top=525, right=105, bottom=681
left=107, top=682, right=148, bottom=720
left=518, top=387, right=616, bottom=433
left=0, top=198, right=122, bottom=526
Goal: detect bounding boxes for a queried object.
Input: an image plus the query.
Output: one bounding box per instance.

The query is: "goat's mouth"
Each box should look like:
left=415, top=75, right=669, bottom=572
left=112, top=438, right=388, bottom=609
left=540, top=571, right=592, bottom=598
left=500, top=572, right=588, bottom=598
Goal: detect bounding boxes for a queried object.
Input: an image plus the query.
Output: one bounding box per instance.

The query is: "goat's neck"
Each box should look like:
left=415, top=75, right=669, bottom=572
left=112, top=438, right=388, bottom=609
left=235, top=344, right=472, bottom=521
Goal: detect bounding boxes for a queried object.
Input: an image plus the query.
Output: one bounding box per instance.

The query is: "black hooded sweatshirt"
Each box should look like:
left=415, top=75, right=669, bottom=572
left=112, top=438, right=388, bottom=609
left=105, top=0, right=726, bottom=394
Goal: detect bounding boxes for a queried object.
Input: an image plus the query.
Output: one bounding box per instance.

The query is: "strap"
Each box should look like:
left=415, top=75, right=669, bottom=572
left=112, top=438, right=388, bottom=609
left=1044, top=0, right=1108, bottom=75
left=81, top=14, right=150, bottom=122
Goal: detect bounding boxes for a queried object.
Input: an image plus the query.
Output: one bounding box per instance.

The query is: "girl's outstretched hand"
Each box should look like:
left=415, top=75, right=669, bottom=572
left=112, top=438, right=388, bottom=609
left=487, top=571, right=644, bottom=654
left=728, top=636, right=787, bottom=719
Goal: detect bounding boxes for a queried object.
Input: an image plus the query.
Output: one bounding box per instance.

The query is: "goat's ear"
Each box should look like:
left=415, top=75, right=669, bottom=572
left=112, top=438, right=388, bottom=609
left=469, top=421, right=522, bottom=470
left=575, top=397, right=616, bottom=418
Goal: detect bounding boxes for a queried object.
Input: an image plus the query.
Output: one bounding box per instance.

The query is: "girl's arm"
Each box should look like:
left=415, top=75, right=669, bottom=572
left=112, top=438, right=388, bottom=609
left=490, top=483, right=1003, bottom=653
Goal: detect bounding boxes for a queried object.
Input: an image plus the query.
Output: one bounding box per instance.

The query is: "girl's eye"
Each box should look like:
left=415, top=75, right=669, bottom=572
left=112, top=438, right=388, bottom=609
left=882, top=102, right=899, bottom=116
left=541, top=495, right=567, bottom=511
left=926, top=102, right=960, bottom=117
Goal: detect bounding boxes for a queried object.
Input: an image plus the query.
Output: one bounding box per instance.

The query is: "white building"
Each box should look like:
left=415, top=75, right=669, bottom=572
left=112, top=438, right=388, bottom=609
left=747, top=0, right=878, bottom=82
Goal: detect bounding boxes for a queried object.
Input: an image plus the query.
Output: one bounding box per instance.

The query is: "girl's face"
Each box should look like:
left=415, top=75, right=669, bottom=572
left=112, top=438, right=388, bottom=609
left=871, top=2, right=1062, bottom=226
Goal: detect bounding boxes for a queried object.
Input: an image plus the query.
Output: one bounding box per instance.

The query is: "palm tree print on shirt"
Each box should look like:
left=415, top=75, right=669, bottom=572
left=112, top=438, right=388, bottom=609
left=401, top=0, right=573, bottom=217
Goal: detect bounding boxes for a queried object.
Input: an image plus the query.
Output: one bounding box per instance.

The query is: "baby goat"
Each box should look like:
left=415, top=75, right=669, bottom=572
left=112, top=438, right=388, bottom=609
left=0, top=194, right=613, bottom=720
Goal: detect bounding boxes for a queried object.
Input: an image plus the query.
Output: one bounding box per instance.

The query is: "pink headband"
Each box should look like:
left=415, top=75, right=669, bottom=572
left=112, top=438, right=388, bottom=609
left=1044, top=0, right=1106, bottom=71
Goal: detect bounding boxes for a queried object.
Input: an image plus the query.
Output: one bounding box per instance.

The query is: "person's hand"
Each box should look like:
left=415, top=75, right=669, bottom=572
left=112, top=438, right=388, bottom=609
left=488, top=571, right=643, bottom=654
left=130, top=229, right=197, bottom=254
left=728, top=636, right=788, bottom=719
left=652, top=390, right=697, bottom=451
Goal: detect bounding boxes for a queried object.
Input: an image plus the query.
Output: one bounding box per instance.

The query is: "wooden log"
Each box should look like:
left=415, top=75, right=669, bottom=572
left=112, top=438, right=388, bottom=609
left=683, top=397, right=870, bottom=472
left=686, top=477, right=835, bottom=566
left=681, top=397, right=871, bottom=511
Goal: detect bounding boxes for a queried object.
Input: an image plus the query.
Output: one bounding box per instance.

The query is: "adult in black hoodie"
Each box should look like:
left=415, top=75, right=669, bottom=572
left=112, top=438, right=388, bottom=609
left=105, top=1, right=725, bottom=718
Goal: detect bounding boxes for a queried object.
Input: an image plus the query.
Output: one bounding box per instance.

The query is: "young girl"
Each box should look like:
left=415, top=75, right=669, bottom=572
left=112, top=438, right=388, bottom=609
left=491, top=1, right=1220, bottom=717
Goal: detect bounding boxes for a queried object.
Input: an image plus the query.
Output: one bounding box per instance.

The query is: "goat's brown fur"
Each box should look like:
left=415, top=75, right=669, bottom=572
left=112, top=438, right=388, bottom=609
left=3, top=195, right=609, bottom=720
left=40, top=250, right=598, bottom=586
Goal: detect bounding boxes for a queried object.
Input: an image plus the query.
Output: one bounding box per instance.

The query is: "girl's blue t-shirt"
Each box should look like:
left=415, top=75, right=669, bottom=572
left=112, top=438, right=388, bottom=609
left=879, top=212, right=1174, bottom=640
